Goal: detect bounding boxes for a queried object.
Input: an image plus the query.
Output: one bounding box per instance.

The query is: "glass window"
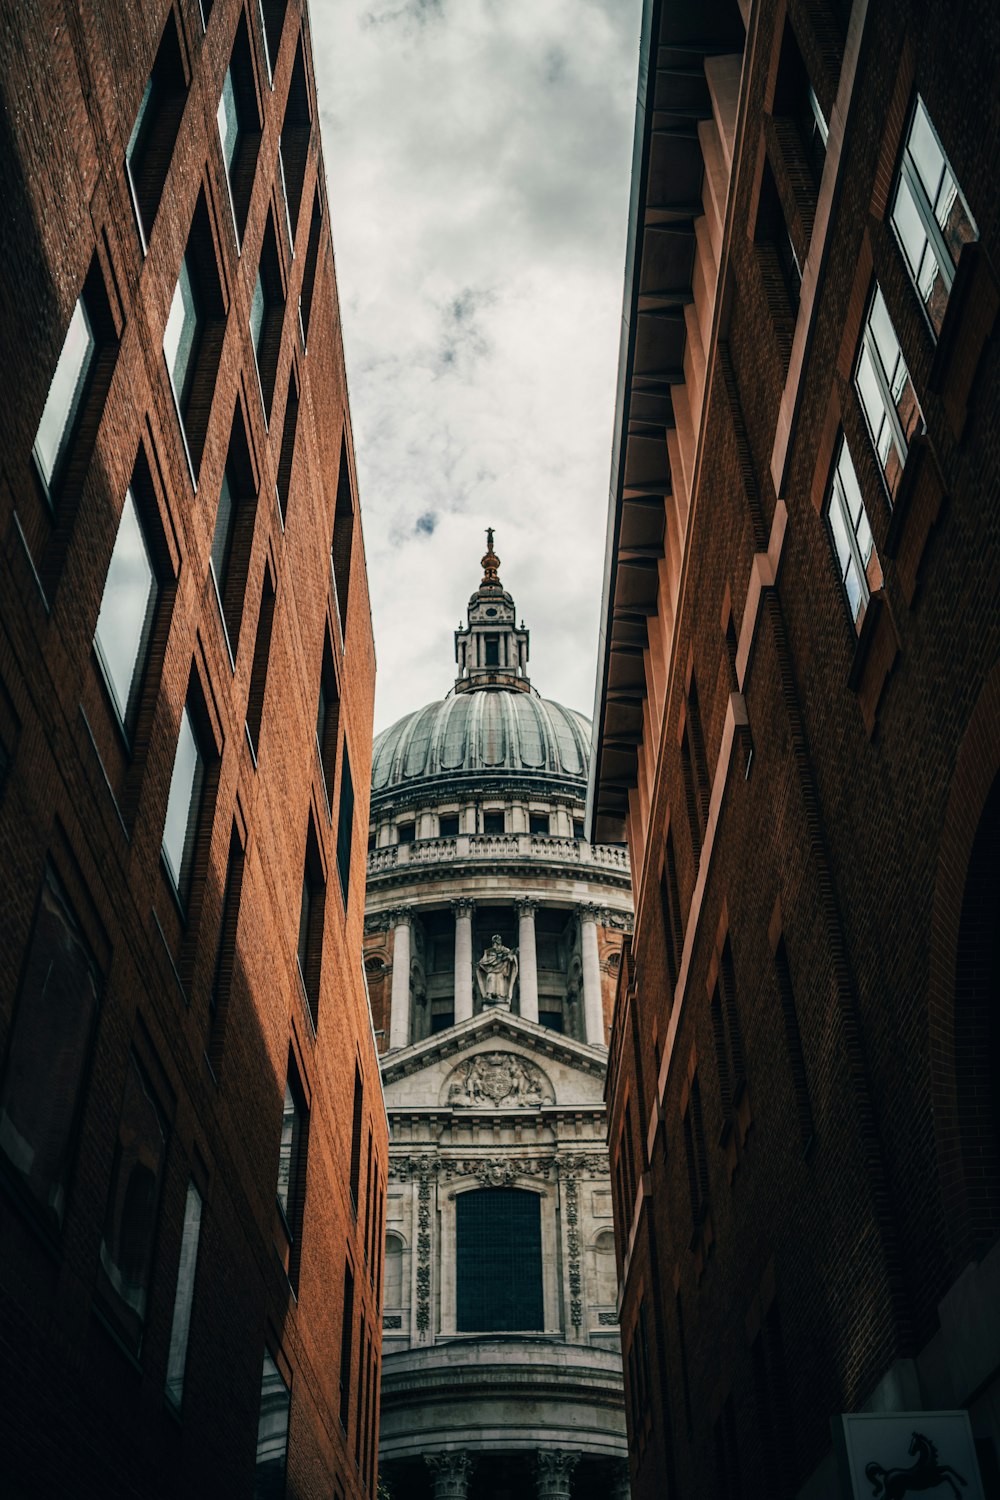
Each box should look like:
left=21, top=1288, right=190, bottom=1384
left=164, top=255, right=201, bottom=415
left=483, top=810, right=505, bottom=835
left=210, top=466, right=236, bottom=593
left=456, top=1188, right=543, bottom=1331
left=892, top=96, right=978, bottom=336
left=94, top=487, right=158, bottom=727
left=826, top=436, right=881, bottom=627
left=336, top=746, right=354, bottom=900
left=0, top=864, right=100, bottom=1232
left=97, top=1052, right=169, bottom=1352
left=854, top=285, right=922, bottom=500
left=296, top=876, right=312, bottom=985
left=276, top=1081, right=300, bottom=1220
left=250, top=268, right=266, bottom=362
left=254, top=1350, right=291, bottom=1500
left=529, top=812, right=550, bottom=836
left=439, top=813, right=459, bottom=837
left=217, top=68, right=240, bottom=175
left=162, top=705, right=205, bottom=895
left=33, top=298, right=96, bottom=491
left=278, top=137, right=294, bottom=248
left=165, top=1181, right=203, bottom=1408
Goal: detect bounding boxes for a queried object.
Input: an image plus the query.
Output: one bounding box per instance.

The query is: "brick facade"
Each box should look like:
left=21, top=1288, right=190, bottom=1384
left=591, top=0, right=1000, bottom=1496
left=0, top=1, right=386, bottom=1496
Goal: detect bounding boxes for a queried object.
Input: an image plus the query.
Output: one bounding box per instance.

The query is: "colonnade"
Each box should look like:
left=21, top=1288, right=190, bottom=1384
left=386, top=901, right=610, bottom=1048
left=423, top=1451, right=629, bottom=1500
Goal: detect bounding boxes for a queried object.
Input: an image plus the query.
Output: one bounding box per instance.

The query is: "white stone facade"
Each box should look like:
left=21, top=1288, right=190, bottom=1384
left=365, top=540, right=631, bottom=1500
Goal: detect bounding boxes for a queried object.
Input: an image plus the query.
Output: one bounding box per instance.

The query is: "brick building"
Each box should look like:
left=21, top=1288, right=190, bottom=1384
left=0, top=1, right=386, bottom=1496
left=588, top=0, right=1000, bottom=1496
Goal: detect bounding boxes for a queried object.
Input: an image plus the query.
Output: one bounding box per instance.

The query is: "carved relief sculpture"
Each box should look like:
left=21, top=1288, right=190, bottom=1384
left=445, top=1052, right=555, bottom=1108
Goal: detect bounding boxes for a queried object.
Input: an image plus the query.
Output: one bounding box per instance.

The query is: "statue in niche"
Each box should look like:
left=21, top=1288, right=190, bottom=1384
left=476, top=933, right=518, bottom=1009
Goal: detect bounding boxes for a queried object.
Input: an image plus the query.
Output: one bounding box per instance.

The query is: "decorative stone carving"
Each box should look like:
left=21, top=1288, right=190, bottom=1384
left=387, top=1155, right=439, bottom=1182
left=598, top=1310, right=618, bottom=1326
left=559, top=1153, right=611, bottom=1177
left=451, top=897, right=476, bottom=918
left=514, top=896, right=538, bottom=917
left=416, top=1174, right=432, bottom=1338
left=536, top=1450, right=579, bottom=1500
left=444, top=1052, right=555, bottom=1108
left=442, top=1155, right=555, bottom=1186
left=382, top=1314, right=402, bottom=1329
left=425, top=1452, right=473, bottom=1499
left=564, top=1175, right=582, bottom=1328
left=476, top=932, right=519, bottom=1007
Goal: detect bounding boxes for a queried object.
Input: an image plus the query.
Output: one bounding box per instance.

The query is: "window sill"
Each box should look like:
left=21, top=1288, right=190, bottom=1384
left=848, top=588, right=900, bottom=738
left=884, top=432, right=947, bottom=606
left=928, top=240, right=999, bottom=441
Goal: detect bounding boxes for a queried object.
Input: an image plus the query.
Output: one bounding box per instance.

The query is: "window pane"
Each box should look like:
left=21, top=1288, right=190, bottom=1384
left=297, top=877, right=311, bottom=977
left=0, top=865, right=100, bottom=1231
left=278, top=137, right=294, bottom=245
left=254, top=1351, right=290, bottom=1500
left=126, top=76, right=156, bottom=169
left=828, top=490, right=853, bottom=581
left=162, top=706, right=204, bottom=891
left=97, top=1053, right=168, bottom=1352
left=456, top=1188, right=543, bottom=1331
left=94, top=487, right=158, bottom=725
left=217, top=68, right=240, bottom=173
left=165, top=1181, right=203, bottom=1408
left=33, top=298, right=96, bottom=487
left=250, top=270, right=266, bottom=359
left=276, top=1082, right=297, bottom=1217
left=164, top=257, right=200, bottom=411
left=211, top=467, right=236, bottom=587
left=910, top=99, right=945, bottom=207
left=336, top=747, right=354, bottom=900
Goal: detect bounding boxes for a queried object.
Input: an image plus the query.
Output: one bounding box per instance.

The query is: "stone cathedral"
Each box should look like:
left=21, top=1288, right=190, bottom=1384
left=363, top=537, right=632, bottom=1500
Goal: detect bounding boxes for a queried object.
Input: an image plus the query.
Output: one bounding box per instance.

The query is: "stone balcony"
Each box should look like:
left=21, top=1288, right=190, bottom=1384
left=367, top=833, right=630, bottom=880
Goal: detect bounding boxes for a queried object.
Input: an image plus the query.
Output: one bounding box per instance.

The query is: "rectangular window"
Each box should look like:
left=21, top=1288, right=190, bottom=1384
left=397, top=820, right=415, bottom=845
left=164, top=253, right=202, bottom=426
left=757, top=159, right=802, bottom=315
left=254, top=1349, right=291, bottom=1500
left=826, top=435, right=882, bottom=628
left=339, top=1260, right=355, bottom=1429
left=349, top=1066, right=364, bottom=1211
left=336, top=745, right=355, bottom=902
left=299, top=190, right=322, bottom=348
left=439, top=813, right=459, bottom=837
left=245, top=570, right=276, bottom=759
left=275, top=1065, right=309, bottom=1291
left=855, top=284, right=922, bottom=500
left=162, top=703, right=206, bottom=899
left=316, top=638, right=340, bottom=809
left=573, top=818, right=585, bottom=840
left=529, top=812, right=550, bottom=835
left=298, top=820, right=326, bottom=1026
left=125, top=14, right=187, bottom=251
left=0, top=863, right=101, bottom=1233
left=483, top=810, right=505, bottom=835
left=484, top=635, right=500, bottom=666
left=96, top=1052, right=169, bottom=1352
left=256, top=0, right=287, bottom=86
left=773, top=21, right=828, bottom=188
left=363, top=1127, right=374, bottom=1261
left=217, top=17, right=261, bottom=247
left=210, top=825, right=245, bottom=1070
left=165, top=196, right=226, bottom=478
left=355, top=1311, right=367, bottom=1462
left=212, top=410, right=258, bottom=662
left=275, top=366, right=299, bottom=522
left=165, top=1180, right=203, bottom=1408
left=93, top=485, right=159, bottom=730
left=250, top=214, right=285, bottom=422
left=32, top=298, right=96, bottom=495
left=331, top=444, right=355, bottom=640
left=892, top=96, right=977, bottom=336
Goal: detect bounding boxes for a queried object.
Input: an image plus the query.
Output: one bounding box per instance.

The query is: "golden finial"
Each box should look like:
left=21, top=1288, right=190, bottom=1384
left=481, top=527, right=500, bottom=586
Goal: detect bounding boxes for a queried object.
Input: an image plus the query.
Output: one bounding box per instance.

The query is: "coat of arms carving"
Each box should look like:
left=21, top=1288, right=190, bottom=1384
left=444, top=1052, right=554, bottom=1108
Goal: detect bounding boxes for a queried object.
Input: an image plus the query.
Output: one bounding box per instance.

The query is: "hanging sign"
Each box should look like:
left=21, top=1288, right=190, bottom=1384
left=834, top=1410, right=985, bottom=1500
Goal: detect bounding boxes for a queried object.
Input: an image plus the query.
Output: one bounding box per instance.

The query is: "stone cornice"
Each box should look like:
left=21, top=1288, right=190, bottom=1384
left=380, top=1010, right=609, bottom=1083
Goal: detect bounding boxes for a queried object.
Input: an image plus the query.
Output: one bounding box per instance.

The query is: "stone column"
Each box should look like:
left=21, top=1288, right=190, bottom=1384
left=580, top=905, right=605, bottom=1046
left=610, top=1458, right=631, bottom=1500
left=452, top=899, right=475, bottom=1023
left=536, top=1450, right=579, bottom=1500
left=516, top=898, right=539, bottom=1023
left=425, top=1453, right=473, bottom=1499
left=388, top=911, right=411, bottom=1049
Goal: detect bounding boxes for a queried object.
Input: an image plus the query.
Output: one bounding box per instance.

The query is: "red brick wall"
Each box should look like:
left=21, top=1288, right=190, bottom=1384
left=0, top=1, right=385, bottom=1495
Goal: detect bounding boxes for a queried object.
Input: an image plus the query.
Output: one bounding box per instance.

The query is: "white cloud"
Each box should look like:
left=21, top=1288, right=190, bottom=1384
left=311, top=0, right=642, bottom=733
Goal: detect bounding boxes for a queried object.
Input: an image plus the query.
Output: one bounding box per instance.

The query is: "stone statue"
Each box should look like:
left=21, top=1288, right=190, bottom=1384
left=476, top=933, right=518, bottom=1008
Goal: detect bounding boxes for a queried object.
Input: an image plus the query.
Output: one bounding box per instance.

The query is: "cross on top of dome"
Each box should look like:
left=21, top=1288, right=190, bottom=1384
left=454, top=530, right=532, bottom=695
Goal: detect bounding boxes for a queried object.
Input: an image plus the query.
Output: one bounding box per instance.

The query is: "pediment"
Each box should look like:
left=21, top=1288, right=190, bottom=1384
left=380, top=1011, right=607, bottom=1112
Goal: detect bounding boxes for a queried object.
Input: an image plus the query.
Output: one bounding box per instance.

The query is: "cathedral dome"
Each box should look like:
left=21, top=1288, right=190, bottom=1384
left=371, top=689, right=591, bottom=794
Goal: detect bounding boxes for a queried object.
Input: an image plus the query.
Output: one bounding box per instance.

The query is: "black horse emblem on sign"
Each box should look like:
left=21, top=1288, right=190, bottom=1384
left=866, top=1431, right=968, bottom=1498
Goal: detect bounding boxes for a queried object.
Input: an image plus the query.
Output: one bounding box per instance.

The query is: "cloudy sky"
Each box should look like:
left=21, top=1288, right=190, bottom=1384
left=312, top=0, right=643, bottom=734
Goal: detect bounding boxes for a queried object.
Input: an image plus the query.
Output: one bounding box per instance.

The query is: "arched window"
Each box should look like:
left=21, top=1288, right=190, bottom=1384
left=456, top=1188, right=543, bottom=1332
left=384, top=1232, right=404, bottom=1307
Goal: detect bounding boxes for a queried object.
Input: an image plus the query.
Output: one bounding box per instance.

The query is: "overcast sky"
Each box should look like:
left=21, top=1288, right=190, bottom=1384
left=312, top=0, right=643, bottom=735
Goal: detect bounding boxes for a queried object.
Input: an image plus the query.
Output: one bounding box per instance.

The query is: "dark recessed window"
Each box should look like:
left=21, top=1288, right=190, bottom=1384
left=756, top=159, right=801, bottom=313
left=892, top=96, right=978, bottom=337
left=439, top=813, right=459, bottom=837
left=245, top=568, right=276, bottom=760
left=211, top=408, right=258, bottom=663
left=773, top=22, right=828, bottom=188
left=254, top=1349, right=291, bottom=1500
left=125, top=13, right=187, bottom=252
left=349, top=1066, right=363, bottom=1210
left=275, top=365, right=299, bottom=522
left=278, top=40, right=311, bottom=249
left=316, top=636, right=340, bottom=810
left=255, top=0, right=288, bottom=86
left=483, top=810, right=505, bottom=835
left=210, top=824, right=245, bottom=1073
left=161, top=702, right=206, bottom=900
left=0, top=863, right=101, bottom=1234
left=573, top=819, right=585, bottom=840
left=299, top=190, right=323, bottom=348
left=164, top=195, right=227, bottom=479
left=529, top=812, right=550, bottom=836
left=250, top=214, right=285, bottom=423
left=165, top=1180, right=203, bottom=1409
left=430, top=1008, right=455, bottom=1034
left=297, top=819, right=326, bottom=1026
left=336, top=745, right=355, bottom=901
left=93, top=485, right=159, bottom=731
left=96, top=1051, right=170, bottom=1352
left=217, top=15, right=262, bottom=248
left=275, top=1062, right=309, bottom=1285
left=339, top=1260, right=355, bottom=1430
left=539, top=1009, right=564, bottom=1033
left=331, top=442, right=354, bottom=641
left=456, top=1188, right=543, bottom=1331
left=397, top=821, right=415, bottom=845
left=484, top=635, right=500, bottom=666
left=855, top=284, right=923, bottom=501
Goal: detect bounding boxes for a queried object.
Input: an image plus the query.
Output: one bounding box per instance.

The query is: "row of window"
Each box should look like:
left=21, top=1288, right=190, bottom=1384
left=377, top=807, right=587, bottom=849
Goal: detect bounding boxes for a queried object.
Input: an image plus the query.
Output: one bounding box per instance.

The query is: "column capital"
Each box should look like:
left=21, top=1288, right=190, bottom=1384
left=536, top=1450, right=580, bottom=1500
left=451, top=898, right=476, bottom=919
left=425, top=1452, right=473, bottom=1498
left=579, top=902, right=602, bottom=924
left=387, top=907, right=412, bottom=928
left=515, top=897, right=538, bottom=917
